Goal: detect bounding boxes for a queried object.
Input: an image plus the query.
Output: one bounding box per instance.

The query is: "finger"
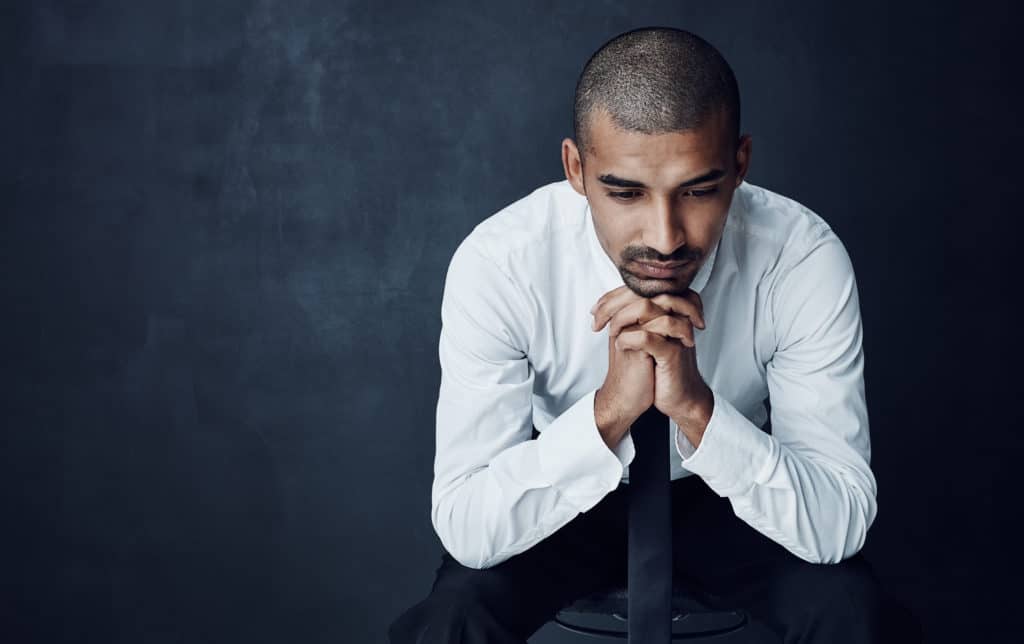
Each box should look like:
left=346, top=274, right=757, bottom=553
left=650, top=290, right=706, bottom=329
left=641, top=313, right=696, bottom=347
left=591, top=286, right=641, bottom=330
left=650, top=290, right=704, bottom=328
left=615, top=327, right=678, bottom=363
left=605, top=298, right=668, bottom=338
left=590, top=285, right=629, bottom=315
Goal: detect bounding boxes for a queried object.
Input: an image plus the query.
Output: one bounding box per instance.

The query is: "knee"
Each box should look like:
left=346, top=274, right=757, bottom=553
left=790, top=555, right=884, bottom=621
left=388, top=590, right=494, bottom=644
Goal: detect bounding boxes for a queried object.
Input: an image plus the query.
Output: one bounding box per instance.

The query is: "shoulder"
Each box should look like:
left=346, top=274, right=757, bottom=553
left=452, top=179, right=587, bottom=307
left=461, top=179, right=585, bottom=266
left=727, top=182, right=859, bottom=341
left=443, top=180, right=584, bottom=350
left=730, top=183, right=860, bottom=350
left=728, top=180, right=840, bottom=265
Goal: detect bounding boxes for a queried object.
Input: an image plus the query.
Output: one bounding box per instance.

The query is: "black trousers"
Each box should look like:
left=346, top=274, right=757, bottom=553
left=389, top=474, right=912, bottom=643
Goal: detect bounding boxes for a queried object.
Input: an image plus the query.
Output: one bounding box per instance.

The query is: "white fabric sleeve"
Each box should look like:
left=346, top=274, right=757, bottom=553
left=432, top=238, right=633, bottom=570
left=672, top=230, right=877, bottom=564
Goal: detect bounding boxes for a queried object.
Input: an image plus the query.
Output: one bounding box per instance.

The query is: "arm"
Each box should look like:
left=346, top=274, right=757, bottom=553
left=432, top=238, right=635, bottom=570
left=671, top=230, right=877, bottom=564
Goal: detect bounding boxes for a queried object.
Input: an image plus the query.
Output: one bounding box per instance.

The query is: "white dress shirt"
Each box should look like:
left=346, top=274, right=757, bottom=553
left=432, top=179, right=877, bottom=570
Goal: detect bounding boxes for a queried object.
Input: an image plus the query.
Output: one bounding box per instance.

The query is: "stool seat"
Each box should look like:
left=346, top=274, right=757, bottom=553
left=553, top=584, right=748, bottom=640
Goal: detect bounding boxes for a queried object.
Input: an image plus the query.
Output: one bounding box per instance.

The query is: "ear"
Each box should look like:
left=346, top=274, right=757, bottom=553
left=561, top=137, right=586, bottom=196
left=733, top=134, right=752, bottom=187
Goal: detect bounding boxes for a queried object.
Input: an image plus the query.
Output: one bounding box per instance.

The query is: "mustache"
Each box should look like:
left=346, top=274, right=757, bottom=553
left=626, top=249, right=700, bottom=264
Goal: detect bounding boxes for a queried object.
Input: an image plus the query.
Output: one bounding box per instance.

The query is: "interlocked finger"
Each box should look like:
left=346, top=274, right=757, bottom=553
left=614, top=327, right=679, bottom=365
left=651, top=291, right=706, bottom=330
left=641, top=313, right=697, bottom=347
left=607, top=298, right=671, bottom=339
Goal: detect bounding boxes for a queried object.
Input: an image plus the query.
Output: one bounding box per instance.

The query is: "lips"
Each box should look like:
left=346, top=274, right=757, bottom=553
left=633, top=261, right=688, bottom=279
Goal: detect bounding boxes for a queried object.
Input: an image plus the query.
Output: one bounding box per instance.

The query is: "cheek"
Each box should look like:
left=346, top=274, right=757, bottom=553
left=690, top=202, right=729, bottom=236
left=593, top=215, right=634, bottom=251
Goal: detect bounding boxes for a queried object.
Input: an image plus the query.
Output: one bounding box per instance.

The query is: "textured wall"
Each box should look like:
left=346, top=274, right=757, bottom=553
left=3, top=1, right=1019, bottom=642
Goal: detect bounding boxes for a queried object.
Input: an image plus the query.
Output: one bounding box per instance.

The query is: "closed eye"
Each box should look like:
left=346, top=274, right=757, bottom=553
left=607, top=187, right=719, bottom=201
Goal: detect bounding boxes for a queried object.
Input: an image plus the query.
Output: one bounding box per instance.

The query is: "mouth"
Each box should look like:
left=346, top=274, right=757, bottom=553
left=632, top=261, right=689, bottom=279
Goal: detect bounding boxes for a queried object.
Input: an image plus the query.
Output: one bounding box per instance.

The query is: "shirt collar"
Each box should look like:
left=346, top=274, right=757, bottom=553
left=584, top=200, right=725, bottom=295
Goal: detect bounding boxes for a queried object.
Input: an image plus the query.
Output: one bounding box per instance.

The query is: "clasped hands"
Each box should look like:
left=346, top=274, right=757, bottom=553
left=590, top=285, right=714, bottom=442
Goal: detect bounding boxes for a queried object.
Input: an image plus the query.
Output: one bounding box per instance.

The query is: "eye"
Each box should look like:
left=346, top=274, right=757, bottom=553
left=683, top=187, right=719, bottom=198
left=607, top=187, right=720, bottom=201
left=608, top=191, right=642, bottom=201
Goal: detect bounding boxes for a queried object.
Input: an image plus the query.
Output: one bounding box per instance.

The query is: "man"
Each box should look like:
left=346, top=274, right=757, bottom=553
left=390, top=26, right=891, bottom=643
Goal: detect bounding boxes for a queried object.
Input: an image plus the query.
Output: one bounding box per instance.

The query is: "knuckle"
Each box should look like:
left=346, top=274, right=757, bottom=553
left=660, top=317, right=678, bottom=334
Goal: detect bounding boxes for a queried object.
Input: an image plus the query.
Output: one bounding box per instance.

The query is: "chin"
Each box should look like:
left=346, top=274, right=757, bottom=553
left=621, top=270, right=692, bottom=298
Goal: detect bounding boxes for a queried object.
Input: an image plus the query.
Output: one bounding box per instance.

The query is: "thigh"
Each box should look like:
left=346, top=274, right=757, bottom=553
left=704, top=551, right=885, bottom=643
left=668, top=475, right=885, bottom=641
left=394, top=484, right=629, bottom=643
left=669, top=474, right=801, bottom=595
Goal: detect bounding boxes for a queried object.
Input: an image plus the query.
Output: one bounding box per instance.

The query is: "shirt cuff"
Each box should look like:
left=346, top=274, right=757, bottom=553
left=673, top=387, right=777, bottom=498
left=536, top=388, right=635, bottom=512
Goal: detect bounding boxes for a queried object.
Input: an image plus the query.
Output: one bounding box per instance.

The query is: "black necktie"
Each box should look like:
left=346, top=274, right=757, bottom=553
left=627, top=405, right=673, bottom=644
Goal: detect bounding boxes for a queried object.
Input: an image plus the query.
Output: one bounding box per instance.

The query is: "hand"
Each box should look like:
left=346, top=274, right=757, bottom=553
left=592, top=300, right=656, bottom=448
left=591, top=286, right=712, bottom=425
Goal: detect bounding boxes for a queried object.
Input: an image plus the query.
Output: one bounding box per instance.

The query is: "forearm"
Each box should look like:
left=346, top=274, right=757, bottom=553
left=432, top=444, right=588, bottom=570
left=667, top=384, right=714, bottom=450
left=727, top=443, right=876, bottom=563
left=674, top=388, right=876, bottom=564
left=433, top=388, right=633, bottom=569
left=594, top=386, right=632, bottom=451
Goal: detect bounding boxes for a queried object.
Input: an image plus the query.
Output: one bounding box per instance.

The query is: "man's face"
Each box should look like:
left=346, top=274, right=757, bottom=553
left=562, top=107, right=751, bottom=299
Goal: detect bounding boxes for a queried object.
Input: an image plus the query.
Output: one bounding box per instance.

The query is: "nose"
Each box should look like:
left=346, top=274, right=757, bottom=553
left=642, top=196, right=686, bottom=258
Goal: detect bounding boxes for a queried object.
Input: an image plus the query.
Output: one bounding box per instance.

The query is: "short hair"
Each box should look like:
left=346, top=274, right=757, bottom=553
left=572, top=27, right=741, bottom=159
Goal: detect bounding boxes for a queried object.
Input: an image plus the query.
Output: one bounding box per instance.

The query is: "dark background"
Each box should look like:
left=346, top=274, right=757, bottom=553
left=3, top=1, right=1020, bottom=642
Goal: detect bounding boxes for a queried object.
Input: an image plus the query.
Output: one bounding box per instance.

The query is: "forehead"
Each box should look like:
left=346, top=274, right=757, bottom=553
left=584, top=108, right=729, bottom=184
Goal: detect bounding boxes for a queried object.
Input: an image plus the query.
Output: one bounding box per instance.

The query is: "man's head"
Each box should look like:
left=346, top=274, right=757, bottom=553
left=562, top=27, right=752, bottom=299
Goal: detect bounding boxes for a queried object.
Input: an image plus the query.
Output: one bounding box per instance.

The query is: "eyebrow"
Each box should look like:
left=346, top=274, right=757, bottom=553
left=597, top=169, right=727, bottom=190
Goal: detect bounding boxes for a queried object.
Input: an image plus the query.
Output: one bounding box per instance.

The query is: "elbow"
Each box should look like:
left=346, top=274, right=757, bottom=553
left=814, top=541, right=861, bottom=565
left=434, top=530, right=501, bottom=570
left=804, top=530, right=867, bottom=566
left=442, top=540, right=491, bottom=570
left=820, top=473, right=878, bottom=564
left=431, top=491, right=497, bottom=570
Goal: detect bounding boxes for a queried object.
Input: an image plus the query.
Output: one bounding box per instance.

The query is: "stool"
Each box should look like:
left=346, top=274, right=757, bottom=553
left=553, top=583, right=749, bottom=640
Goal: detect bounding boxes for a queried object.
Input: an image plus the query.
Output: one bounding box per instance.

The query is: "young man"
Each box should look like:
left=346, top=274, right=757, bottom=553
left=391, top=26, right=890, bottom=643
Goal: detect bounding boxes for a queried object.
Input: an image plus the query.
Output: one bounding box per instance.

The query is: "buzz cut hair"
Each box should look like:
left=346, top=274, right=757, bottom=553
left=572, top=26, right=741, bottom=160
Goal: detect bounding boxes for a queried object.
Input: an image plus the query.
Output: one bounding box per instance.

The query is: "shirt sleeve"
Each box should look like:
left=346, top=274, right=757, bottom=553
left=672, top=229, right=877, bottom=564
left=432, top=237, right=634, bottom=570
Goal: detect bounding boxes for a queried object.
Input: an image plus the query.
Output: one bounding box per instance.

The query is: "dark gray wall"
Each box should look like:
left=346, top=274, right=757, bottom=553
left=3, top=1, right=1019, bottom=642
